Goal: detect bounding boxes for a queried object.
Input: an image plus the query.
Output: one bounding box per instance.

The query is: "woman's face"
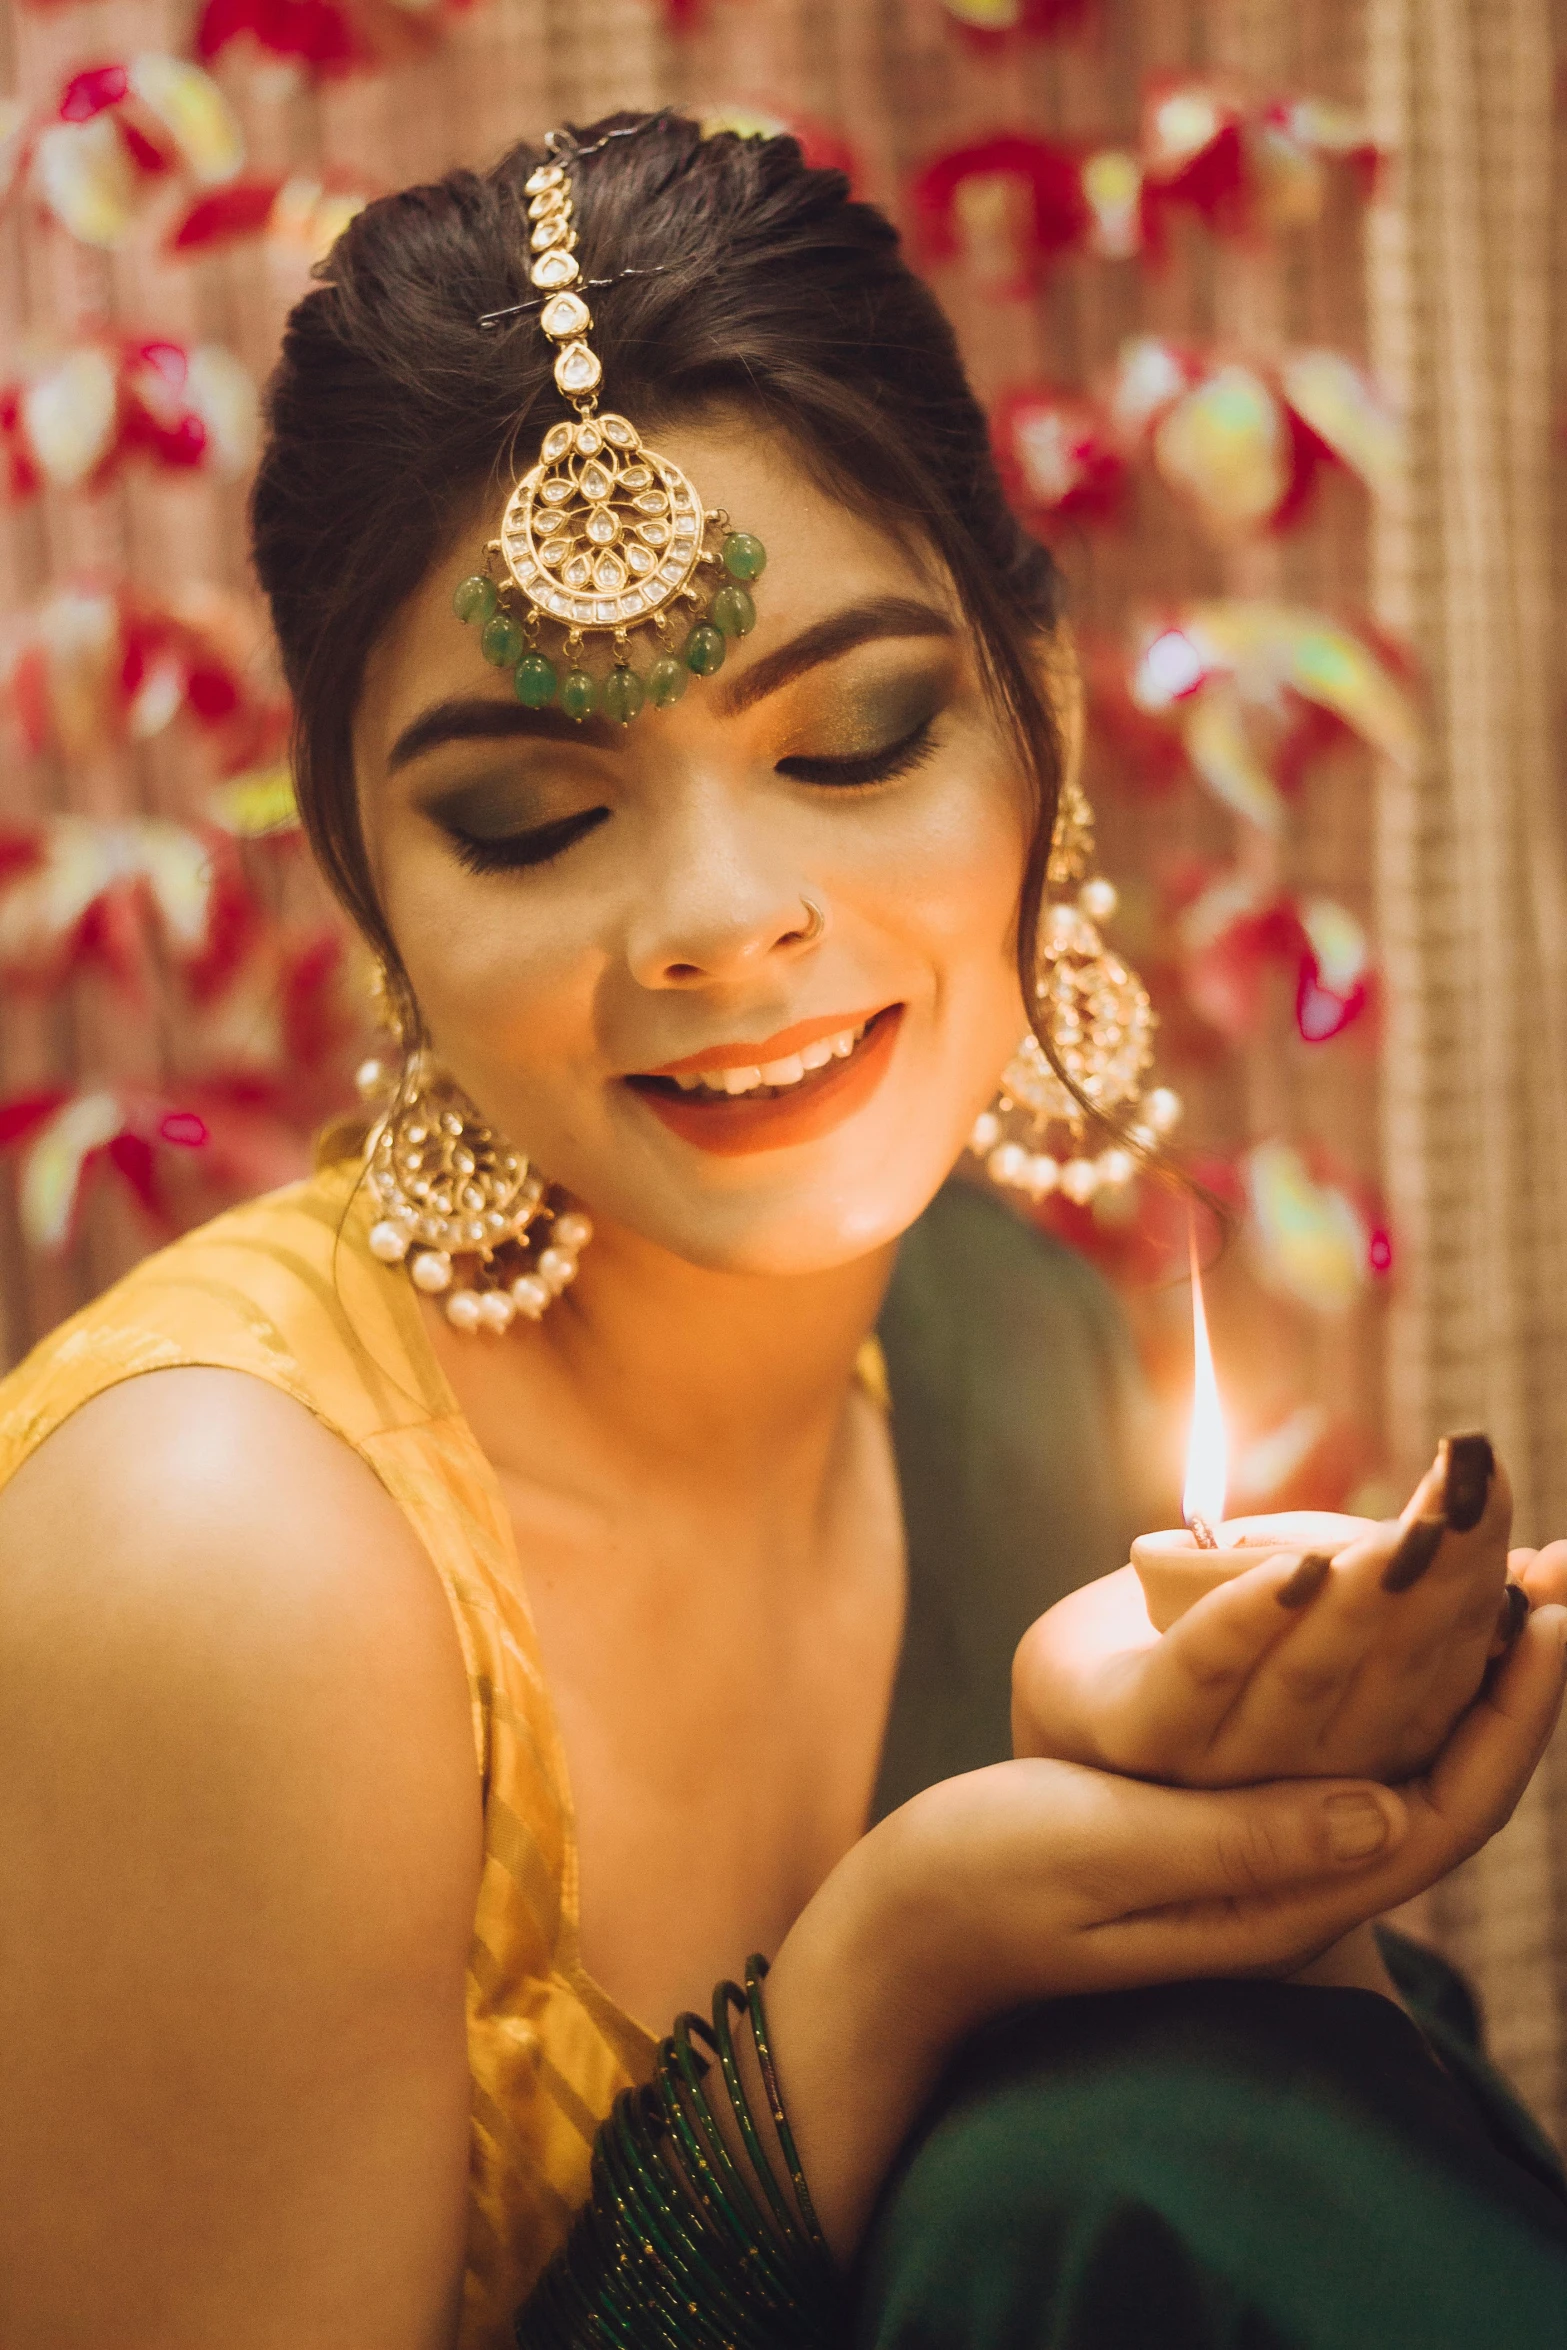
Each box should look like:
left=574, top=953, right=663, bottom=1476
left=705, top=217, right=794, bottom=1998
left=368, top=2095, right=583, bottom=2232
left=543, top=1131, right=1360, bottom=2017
left=355, top=416, right=1035, bottom=1277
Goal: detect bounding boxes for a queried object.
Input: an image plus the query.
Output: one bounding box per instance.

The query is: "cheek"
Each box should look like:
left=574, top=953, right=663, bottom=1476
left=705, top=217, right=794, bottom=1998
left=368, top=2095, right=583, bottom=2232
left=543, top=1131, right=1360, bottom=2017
left=378, top=832, right=601, bottom=1085
left=840, top=757, right=1029, bottom=1042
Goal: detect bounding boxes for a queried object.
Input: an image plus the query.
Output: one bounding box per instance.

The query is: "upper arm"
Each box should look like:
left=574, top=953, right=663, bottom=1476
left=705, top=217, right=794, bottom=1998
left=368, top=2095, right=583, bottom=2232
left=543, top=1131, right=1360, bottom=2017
left=0, top=1369, right=485, bottom=2350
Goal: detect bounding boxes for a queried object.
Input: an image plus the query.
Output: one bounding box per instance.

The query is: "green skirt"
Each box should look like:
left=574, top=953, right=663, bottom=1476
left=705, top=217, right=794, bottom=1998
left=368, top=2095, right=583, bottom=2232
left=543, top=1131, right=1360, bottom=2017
left=851, top=1935, right=1567, bottom=2350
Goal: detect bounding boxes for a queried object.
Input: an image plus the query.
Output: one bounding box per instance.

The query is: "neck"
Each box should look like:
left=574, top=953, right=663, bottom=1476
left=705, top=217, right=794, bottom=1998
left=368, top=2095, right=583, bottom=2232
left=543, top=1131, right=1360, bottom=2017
left=423, top=1213, right=898, bottom=1503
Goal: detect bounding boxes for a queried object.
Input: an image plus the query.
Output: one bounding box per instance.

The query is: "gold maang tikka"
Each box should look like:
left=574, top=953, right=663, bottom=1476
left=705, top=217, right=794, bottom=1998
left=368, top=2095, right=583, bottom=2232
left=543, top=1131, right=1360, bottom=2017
left=452, top=125, right=768, bottom=723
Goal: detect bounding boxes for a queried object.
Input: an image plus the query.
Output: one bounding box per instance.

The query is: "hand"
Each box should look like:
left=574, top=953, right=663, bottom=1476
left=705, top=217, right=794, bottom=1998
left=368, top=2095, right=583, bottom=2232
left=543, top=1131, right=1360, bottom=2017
left=1014, top=1436, right=1531, bottom=1787
left=763, top=1602, right=1567, bottom=2260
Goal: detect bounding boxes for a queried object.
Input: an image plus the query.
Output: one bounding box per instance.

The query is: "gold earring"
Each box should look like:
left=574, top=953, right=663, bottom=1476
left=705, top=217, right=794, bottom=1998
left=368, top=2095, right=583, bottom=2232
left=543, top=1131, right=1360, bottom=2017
left=359, top=1052, right=592, bottom=1334
left=970, top=771, right=1180, bottom=1205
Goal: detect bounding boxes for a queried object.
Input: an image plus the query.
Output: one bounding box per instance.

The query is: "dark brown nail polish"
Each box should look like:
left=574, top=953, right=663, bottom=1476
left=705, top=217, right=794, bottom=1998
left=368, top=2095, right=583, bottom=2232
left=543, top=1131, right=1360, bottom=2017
left=1495, top=1580, right=1530, bottom=1652
left=1382, top=1516, right=1445, bottom=1592
left=1442, top=1431, right=1494, bottom=1534
left=1276, top=1553, right=1332, bottom=1609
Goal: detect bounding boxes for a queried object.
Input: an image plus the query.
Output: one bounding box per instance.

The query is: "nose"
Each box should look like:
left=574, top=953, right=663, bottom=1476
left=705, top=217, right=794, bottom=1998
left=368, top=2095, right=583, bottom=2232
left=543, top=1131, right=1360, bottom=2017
left=622, top=791, right=825, bottom=989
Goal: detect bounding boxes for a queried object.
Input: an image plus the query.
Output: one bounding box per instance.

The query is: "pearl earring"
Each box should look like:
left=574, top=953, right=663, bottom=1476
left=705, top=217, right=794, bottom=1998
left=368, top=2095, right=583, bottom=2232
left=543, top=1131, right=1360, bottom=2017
left=358, top=1055, right=591, bottom=1333
left=971, top=771, right=1179, bottom=1206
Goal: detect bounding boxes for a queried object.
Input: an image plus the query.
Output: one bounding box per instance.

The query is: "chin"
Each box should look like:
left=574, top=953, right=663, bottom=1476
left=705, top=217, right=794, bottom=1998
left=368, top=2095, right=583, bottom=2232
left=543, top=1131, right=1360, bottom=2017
left=551, top=1091, right=977, bottom=1279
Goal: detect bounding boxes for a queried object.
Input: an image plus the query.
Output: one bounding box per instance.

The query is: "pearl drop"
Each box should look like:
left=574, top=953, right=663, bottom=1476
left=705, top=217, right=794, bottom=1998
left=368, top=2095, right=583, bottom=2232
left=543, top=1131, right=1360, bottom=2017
left=970, top=1110, right=1001, bottom=1155
left=1097, top=1146, right=1136, bottom=1190
left=411, top=1249, right=453, bottom=1293
left=406, top=1125, right=428, bottom=1145
left=355, top=1057, right=385, bottom=1098
left=1146, top=1086, right=1183, bottom=1135
left=988, top=1141, right=1027, bottom=1187
left=464, top=1217, right=488, bottom=1245
left=445, top=1289, right=483, bottom=1332
left=1061, top=1158, right=1099, bottom=1204
left=452, top=1148, right=476, bottom=1177
left=510, top=1273, right=552, bottom=1320
left=1078, top=877, right=1118, bottom=923
left=369, top=1219, right=410, bottom=1262
left=550, top=1212, right=593, bottom=1252
left=478, top=1290, right=516, bottom=1332
left=536, top=1247, right=577, bottom=1291
left=1026, top=1154, right=1060, bottom=1197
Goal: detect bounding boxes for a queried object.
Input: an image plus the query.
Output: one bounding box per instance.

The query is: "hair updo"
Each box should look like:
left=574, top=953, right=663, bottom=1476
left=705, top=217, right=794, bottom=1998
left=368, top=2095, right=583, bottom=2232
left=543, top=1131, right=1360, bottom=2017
left=250, top=110, right=1066, bottom=1038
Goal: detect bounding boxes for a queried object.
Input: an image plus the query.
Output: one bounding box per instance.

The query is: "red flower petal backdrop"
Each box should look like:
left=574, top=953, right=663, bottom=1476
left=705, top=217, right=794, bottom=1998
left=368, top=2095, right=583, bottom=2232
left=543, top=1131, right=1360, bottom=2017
left=4, top=0, right=1566, bottom=2133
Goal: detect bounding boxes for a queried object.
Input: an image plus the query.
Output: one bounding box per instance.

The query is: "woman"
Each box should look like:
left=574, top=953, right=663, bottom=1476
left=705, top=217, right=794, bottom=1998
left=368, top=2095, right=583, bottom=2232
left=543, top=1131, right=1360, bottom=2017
left=1, top=114, right=1565, bottom=2350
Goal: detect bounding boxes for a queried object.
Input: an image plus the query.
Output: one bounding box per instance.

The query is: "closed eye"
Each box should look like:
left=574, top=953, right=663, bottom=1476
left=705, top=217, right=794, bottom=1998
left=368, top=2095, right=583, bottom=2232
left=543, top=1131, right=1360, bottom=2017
left=446, top=805, right=609, bottom=875
left=775, top=714, right=939, bottom=790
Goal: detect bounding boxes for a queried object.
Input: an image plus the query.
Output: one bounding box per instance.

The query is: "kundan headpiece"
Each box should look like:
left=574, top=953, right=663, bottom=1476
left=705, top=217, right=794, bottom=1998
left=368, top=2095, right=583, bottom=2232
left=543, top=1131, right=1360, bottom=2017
left=451, top=121, right=767, bottom=724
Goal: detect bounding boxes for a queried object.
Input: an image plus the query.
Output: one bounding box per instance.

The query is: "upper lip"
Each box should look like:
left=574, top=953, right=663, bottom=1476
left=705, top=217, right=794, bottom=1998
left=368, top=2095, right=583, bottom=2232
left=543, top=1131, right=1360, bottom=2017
left=636, top=1005, right=893, bottom=1078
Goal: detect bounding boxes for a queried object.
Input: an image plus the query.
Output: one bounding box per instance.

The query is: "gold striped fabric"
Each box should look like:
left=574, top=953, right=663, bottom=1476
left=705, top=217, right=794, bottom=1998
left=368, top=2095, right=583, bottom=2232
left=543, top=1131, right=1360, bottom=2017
left=0, top=1162, right=658, bottom=2347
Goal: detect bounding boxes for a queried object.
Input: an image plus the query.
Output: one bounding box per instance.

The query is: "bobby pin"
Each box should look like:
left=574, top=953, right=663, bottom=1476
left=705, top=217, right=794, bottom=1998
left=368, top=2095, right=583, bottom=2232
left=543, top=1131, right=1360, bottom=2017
left=477, top=265, right=673, bottom=332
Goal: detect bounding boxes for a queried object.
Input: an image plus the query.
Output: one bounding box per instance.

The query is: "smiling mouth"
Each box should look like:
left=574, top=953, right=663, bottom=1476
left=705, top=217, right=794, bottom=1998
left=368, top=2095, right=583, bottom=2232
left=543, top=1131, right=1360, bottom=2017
left=624, top=1005, right=905, bottom=1156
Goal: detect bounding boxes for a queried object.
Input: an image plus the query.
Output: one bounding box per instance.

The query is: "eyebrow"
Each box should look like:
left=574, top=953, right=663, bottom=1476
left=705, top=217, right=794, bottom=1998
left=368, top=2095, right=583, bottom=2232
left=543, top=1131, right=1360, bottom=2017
left=388, top=699, right=624, bottom=773
left=713, top=594, right=958, bottom=717
left=386, top=593, right=959, bottom=773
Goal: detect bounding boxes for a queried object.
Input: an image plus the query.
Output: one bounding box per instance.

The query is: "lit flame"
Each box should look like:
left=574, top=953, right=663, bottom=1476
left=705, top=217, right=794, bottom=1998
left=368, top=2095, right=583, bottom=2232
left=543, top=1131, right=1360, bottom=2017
left=1183, top=1228, right=1228, bottom=1532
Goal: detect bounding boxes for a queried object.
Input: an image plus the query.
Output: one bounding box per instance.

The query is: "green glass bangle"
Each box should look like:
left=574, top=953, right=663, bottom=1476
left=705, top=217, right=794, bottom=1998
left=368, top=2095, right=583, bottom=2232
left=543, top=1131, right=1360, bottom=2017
left=665, top=2010, right=796, bottom=2300
left=746, top=1956, right=834, bottom=2268
left=516, top=1961, right=840, bottom=2350
left=709, top=1978, right=814, bottom=2259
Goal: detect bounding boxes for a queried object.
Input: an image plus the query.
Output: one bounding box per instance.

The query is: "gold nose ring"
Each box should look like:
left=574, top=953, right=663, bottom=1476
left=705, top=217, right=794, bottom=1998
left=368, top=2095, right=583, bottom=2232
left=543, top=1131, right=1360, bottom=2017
left=796, top=893, right=827, bottom=944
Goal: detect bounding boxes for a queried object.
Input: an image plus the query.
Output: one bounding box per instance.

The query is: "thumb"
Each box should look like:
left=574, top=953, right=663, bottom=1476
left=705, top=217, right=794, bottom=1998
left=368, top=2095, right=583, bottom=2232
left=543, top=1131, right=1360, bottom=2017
left=1068, top=1770, right=1410, bottom=1920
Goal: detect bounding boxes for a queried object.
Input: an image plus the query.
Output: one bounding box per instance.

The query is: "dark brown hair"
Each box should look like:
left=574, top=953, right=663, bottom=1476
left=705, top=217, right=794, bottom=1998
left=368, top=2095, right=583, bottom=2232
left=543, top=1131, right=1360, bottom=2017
left=250, top=110, right=1066, bottom=1040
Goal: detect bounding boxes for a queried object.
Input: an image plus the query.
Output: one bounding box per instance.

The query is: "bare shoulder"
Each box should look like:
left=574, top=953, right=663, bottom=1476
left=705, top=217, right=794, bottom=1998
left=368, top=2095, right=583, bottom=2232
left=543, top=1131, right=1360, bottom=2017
left=1, top=1364, right=466, bottom=1690
left=0, top=1370, right=483, bottom=2349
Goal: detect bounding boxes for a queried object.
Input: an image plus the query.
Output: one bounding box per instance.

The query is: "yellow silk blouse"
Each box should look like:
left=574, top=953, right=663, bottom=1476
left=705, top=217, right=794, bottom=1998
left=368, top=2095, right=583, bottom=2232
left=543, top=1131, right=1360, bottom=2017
left=0, top=1160, right=665, bottom=2348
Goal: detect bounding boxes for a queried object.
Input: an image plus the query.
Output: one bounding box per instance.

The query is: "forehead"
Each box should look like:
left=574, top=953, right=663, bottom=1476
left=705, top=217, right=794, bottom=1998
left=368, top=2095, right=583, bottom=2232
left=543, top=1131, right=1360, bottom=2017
left=356, top=415, right=960, bottom=772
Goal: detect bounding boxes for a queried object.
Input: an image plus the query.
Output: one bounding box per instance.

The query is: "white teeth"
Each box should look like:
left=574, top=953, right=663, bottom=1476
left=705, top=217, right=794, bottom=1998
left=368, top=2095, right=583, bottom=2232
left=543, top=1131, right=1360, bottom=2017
left=660, top=1020, right=871, bottom=1098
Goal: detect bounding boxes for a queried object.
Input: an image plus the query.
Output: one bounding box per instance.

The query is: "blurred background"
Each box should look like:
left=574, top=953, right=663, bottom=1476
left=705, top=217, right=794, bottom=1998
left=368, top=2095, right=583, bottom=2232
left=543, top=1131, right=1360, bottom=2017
left=3, top=0, right=1566, bottom=2134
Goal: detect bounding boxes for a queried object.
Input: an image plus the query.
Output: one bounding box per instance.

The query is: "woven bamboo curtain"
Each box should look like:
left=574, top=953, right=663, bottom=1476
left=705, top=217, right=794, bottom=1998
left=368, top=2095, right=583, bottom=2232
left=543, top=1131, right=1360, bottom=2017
left=1365, top=0, right=1567, bottom=2140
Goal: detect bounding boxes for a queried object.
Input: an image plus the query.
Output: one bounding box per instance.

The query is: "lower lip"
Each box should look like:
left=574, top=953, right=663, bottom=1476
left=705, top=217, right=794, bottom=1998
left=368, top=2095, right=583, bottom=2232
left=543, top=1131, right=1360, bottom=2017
left=626, top=1006, right=905, bottom=1157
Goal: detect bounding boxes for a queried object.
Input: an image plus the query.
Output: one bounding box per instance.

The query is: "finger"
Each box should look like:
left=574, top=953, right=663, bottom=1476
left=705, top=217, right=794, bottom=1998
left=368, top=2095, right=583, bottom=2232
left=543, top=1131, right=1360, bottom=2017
left=1230, top=1455, right=1512, bottom=1762
left=1088, top=1608, right=1566, bottom=1990
left=1055, top=1764, right=1408, bottom=1918
left=1404, top=1603, right=1567, bottom=1857
left=1517, top=1542, right=1567, bottom=1610
left=1127, top=1549, right=1334, bottom=1760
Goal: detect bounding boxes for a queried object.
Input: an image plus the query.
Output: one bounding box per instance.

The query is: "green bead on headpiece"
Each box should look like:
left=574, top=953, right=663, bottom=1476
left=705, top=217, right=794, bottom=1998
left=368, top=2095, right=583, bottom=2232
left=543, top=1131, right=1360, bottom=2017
left=451, top=126, right=766, bottom=725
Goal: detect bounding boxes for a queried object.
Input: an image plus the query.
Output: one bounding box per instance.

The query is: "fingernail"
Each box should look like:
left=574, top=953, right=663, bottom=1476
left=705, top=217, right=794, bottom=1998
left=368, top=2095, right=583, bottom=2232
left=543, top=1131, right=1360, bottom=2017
left=1325, top=1792, right=1393, bottom=1861
left=1382, top=1516, right=1445, bottom=1592
left=1276, top=1552, right=1332, bottom=1609
left=1442, top=1431, right=1494, bottom=1534
left=1493, top=1580, right=1530, bottom=1655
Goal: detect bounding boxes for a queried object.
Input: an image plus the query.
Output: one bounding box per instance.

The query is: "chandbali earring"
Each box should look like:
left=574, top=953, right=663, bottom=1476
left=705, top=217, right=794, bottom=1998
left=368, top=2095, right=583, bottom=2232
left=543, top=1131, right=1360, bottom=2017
left=971, top=768, right=1182, bottom=1205
left=355, top=1017, right=591, bottom=1335
left=450, top=121, right=768, bottom=725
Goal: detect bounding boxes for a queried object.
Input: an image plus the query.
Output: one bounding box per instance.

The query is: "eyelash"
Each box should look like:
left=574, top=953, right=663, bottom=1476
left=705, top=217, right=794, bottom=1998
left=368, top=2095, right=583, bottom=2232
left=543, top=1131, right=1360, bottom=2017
left=775, top=713, right=939, bottom=790
left=444, top=714, right=941, bottom=875
left=448, top=806, right=609, bottom=875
